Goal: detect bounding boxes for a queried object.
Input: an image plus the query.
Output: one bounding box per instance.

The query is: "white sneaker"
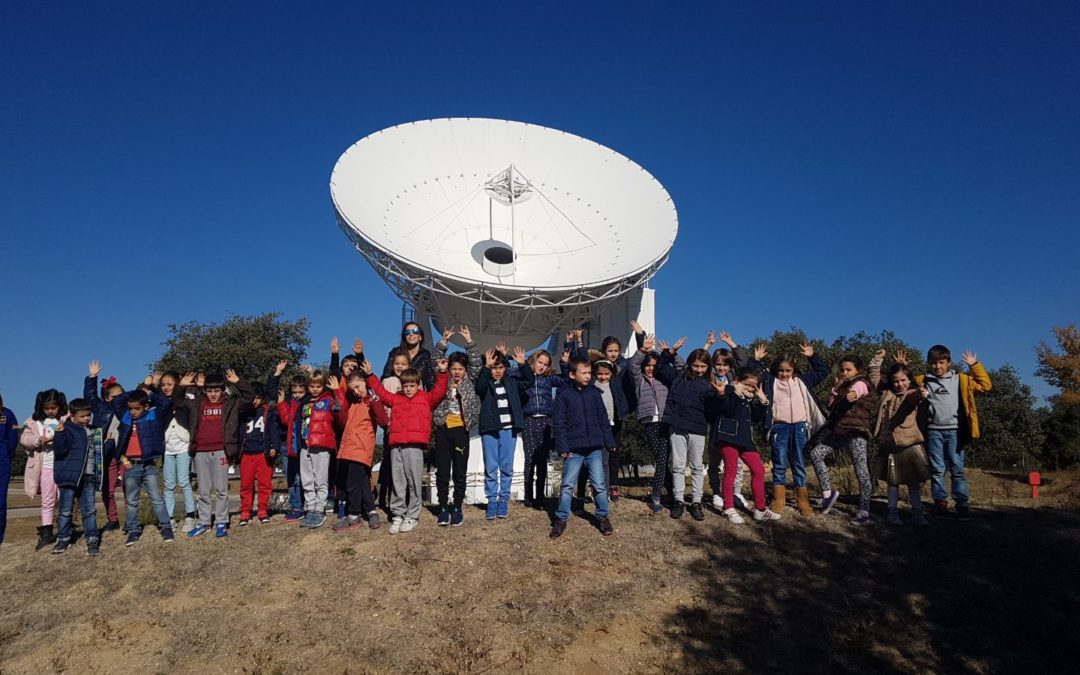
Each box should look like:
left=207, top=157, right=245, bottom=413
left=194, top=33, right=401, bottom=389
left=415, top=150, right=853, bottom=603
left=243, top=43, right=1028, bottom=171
left=723, top=508, right=745, bottom=524
left=753, top=508, right=782, bottom=521
left=183, top=517, right=196, bottom=532
left=711, top=494, right=724, bottom=510
left=389, top=517, right=403, bottom=535
left=400, top=518, right=418, bottom=533
left=733, top=494, right=749, bottom=510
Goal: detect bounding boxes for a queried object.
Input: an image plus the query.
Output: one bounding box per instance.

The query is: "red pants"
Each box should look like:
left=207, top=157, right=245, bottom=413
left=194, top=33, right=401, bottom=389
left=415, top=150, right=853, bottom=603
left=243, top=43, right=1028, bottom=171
left=721, top=444, right=767, bottom=510
left=102, top=456, right=125, bottom=523
left=240, top=453, right=273, bottom=519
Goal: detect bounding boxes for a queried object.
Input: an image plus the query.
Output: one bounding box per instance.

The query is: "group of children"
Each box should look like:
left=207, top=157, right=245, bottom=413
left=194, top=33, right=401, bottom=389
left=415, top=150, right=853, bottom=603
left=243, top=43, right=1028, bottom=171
left=1, top=319, right=991, bottom=553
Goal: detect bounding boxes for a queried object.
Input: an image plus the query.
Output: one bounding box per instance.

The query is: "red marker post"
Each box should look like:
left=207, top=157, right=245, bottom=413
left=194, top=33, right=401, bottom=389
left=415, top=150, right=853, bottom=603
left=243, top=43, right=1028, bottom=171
left=1030, top=471, right=1041, bottom=507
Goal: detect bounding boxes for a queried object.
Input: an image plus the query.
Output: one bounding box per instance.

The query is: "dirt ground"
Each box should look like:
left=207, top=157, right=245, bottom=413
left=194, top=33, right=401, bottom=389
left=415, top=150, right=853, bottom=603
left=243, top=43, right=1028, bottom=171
left=2, top=468, right=1079, bottom=674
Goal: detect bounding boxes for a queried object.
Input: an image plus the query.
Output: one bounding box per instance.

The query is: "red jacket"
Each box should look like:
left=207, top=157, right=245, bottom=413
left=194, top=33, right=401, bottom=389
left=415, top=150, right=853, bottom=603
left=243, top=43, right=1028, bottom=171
left=277, top=391, right=342, bottom=455
left=367, top=373, right=448, bottom=446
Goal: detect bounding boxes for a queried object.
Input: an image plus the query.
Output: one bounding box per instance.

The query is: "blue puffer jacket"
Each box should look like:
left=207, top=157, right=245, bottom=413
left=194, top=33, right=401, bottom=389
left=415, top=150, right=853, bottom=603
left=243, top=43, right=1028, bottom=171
left=513, top=365, right=568, bottom=417
left=111, top=389, right=172, bottom=462
left=553, top=383, right=617, bottom=454
left=657, top=362, right=717, bottom=436
left=53, top=423, right=104, bottom=487
left=710, top=386, right=765, bottom=452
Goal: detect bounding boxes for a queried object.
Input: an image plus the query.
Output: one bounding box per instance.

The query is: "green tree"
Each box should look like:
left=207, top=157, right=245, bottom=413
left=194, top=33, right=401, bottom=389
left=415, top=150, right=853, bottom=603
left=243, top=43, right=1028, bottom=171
left=152, top=313, right=311, bottom=381
left=1041, top=402, right=1080, bottom=469
left=968, top=365, right=1045, bottom=470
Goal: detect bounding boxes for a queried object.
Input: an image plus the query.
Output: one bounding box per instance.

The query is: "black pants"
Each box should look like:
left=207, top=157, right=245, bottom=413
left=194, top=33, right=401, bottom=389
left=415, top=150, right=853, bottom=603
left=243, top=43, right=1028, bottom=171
left=609, top=420, right=622, bottom=488
left=336, top=458, right=374, bottom=518
left=434, top=424, right=470, bottom=507
left=643, top=421, right=671, bottom=500
left=521, top=416, right=552, bottom=503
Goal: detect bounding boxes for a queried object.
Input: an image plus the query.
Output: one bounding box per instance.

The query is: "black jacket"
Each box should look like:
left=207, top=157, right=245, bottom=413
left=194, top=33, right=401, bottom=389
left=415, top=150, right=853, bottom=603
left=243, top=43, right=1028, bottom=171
left=711, top=387, right=765, bottom=452
left=476, top=365, right=535, bottom=435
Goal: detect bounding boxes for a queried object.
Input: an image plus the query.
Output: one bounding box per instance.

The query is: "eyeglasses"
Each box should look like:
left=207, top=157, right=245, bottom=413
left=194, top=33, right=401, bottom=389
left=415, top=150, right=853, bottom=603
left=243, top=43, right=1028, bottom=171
left=403, top=328, right=421, bottom=336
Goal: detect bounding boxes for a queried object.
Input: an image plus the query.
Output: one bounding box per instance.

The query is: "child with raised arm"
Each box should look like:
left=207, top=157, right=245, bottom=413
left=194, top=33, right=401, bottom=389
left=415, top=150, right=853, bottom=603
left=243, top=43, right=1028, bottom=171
left=51, top=399, right=104, bottom=554
left=84, top=364, right=126, bottom=532
left=364, top=356, right=449, bottom=534
left=331, top=372, right=389, bottom=531
left=513, top=335, right=568, bottom=511
left=174, top=369, right=255, bottom=538
left=870, top=349, right=932, bottom=526
left=712, top=369, right=781, bottom=524
left=110, top=382, right=175, bottom=545
left=628, top=329, right=679, bottom=513
left=21, top=389, right=67, bottom=549
left=433, top=325, right=482, bottom=525
left=916, top=346, right=991, bottom=520
left=809, top=355, right=877, bottom=525
left=550, top=356, right=617, bottom=539
left=476, top=345, right=534, bottom=520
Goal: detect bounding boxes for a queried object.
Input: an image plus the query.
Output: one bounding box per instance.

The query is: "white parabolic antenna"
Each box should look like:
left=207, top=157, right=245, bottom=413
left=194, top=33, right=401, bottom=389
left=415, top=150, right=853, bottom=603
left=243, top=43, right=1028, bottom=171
left=331, top=118, right=678, bottom=349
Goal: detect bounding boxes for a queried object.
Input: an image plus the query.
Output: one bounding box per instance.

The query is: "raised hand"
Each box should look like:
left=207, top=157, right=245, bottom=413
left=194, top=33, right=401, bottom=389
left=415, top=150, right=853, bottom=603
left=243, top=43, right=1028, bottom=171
left=143, top=374, right=154, bottom=387
left=496, top=340, right=508, bottom=355
left=327, top=375, right=340, bottom=390
left=330, top=336, right=340, bottom=354
left=360, top=360, right=374, bottom=376
left=630, top=319, right=643, bottom=334
left=801, top=343, right=815, bottom=357
left=561, top=349, right=571, bottom=364
left=89, top=360, right=102, bottom=378
left=894, top=349, right=909, bottom=365
left=277, top=388, right=286, bottom=403
left=152, top=373, right=162, bottom=387
left=513, top=346, right=527, bottom=365
left=441, top=326, right=455, bottom=343
left=275, top=360, right=288, bottom=376
left=704, top=330, right=716, bottom=348
left=180, top=372, right=197, bottom=386
left=672, top=336, right=688, bottom=352
left=643, top=334, right=656, bottom=353
left=225, top=368, right=240, bottom=384
left=658, top=339, right=670, bottom=352
left=353, top=338, right=364, bottom=354
left=962, top=350, right=978, bottom=366
left=719, top=330, right=737, bottom=348
left=753, top=344, right=768, bottom=361
left=484, top=349, right=498, bottom=368
left=195, top=372, right=206, bottom=387
left=437, top=357, right=449, bottom=373
left=459, top=325, right=472, bottom=343
left=301, top=364, right=314, bottom=375
left=873, top=348, right=887, bottom=362
left=572, top=329, right=584, bottom=344
left=565, top=330, right=575, bottom=343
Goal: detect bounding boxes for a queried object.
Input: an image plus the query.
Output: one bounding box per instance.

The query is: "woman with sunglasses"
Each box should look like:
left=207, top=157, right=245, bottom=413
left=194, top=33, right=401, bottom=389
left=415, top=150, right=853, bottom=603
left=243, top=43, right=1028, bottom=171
left=368, top=322, right=436, bottom=392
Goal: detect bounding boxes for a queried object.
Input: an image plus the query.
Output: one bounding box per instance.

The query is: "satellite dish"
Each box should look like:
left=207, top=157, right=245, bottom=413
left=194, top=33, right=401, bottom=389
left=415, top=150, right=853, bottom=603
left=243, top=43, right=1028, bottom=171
left=330, top=118, right=678, bottom=349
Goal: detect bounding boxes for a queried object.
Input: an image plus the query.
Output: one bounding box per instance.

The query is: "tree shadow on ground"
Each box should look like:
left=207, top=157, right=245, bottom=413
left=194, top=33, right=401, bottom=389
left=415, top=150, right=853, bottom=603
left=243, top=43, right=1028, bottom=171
left=658, top=506, right=1080, bottom=673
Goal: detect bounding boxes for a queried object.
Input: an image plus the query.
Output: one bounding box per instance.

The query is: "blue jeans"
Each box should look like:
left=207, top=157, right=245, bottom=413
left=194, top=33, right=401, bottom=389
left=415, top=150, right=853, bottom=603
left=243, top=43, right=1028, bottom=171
left=770, top=422, right=808, bottom=487
left=58, top=476, right=99, bottom=543
left=162, top=452, right=195, bottom=519
left=123, top=461, right=172, bottom=534
left=482, top=429, right=516, bottom=503
left=557, top=450, right=609, bottom=521
left=283, top=453, right=303, bottom=511
left=926, top=429, right=968, bottom=505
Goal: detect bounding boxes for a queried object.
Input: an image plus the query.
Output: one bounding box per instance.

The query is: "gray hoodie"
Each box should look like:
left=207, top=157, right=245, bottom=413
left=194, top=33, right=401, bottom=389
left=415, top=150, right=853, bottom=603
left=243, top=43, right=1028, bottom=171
left=924, top=370, right=960, bottom=430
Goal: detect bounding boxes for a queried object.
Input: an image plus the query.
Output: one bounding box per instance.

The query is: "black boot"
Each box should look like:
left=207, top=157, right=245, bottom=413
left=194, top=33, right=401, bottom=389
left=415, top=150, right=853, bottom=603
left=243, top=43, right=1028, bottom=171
left=36, top=525, right=56, bottom=551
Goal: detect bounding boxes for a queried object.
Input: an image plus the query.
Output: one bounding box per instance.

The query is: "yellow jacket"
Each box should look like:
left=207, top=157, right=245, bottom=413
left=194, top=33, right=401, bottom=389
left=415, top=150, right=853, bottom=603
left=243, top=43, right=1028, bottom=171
left=915, top=362, right=992, bottom=441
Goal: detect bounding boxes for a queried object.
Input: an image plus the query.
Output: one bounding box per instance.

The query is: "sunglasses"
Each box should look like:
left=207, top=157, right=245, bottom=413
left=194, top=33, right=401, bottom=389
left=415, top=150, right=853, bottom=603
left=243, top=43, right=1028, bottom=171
left=403, top=328, right=421, bottom=336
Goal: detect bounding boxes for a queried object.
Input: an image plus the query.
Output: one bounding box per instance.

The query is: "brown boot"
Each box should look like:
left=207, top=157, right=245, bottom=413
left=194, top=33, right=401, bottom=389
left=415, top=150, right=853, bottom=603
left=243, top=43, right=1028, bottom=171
left=772, top=485, right=786, bottom=513
left=796, top=487, right=814, bottom=516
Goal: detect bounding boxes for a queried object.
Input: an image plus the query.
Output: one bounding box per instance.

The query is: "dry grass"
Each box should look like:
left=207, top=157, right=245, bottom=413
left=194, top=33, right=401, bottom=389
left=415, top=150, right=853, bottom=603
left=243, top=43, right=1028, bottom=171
left=2, top=469, right=1080, bottom=673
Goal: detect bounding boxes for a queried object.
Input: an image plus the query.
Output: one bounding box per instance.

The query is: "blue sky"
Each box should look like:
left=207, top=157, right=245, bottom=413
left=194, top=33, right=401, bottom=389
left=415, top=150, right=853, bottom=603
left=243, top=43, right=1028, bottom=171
left=2, top=1, right=1078, bottom=418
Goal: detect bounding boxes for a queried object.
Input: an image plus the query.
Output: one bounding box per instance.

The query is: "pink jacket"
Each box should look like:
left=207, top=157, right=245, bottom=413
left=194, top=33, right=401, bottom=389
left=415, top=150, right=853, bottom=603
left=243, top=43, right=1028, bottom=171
left=20, top=418, right=56, bottom=498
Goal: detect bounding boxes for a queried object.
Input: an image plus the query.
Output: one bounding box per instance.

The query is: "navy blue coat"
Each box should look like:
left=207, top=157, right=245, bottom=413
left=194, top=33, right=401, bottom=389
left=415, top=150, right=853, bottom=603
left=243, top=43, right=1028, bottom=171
left=513, top=366, right=568, bottom=417
left=656, top=363, right=717, bottom=436
left=53, top=423, right=104, bottom=488
left=476, top=365, right=535, bottom=435
left=111, top=389, right=172, bottom=463
left=553, top=383, right=617, bottom=454
left=710, top=387, right=766, bottom=452
left=241, top=404, right=281, bottom=456
left=570, top=344, right=636, bottom=421
left=84, top=376, right=118, bottom=461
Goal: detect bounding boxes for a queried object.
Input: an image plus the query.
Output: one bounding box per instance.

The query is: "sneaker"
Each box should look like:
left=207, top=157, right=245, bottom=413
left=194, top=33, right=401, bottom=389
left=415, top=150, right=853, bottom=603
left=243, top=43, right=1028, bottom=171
left=733, top=494, right=749, bottom=510
left=723, top=508, right=745, bottom=525
left=183, top=517, right=196, bottom=532
left=215, top=523, right=228, bottom=538
left=549, top=520, right=567, bottom=539
left=649, top=499, right=664, bottom=514
left=125, top=531, right=141, bottom=547
left=955, top=503, right=971, bottom=521
left=711, top=494, right=724, bottom=510
left=333, top=516, right=363, bottom=532
left=450, top=507, right=464, bottom=527
left=670, top=502, right=685, bottom=519
left=753, top=508, right=782, bottom=522
left=400, top=518, right=418, bottom=533
left=104, top=521, right=120, bottom=532
left=496, top=500, right=509, bottom=519
left=238, top=518, right=250, bottom=527
left=284, top=510, right=304, bottom=522
left=259, top=516, right=272, bottom=524
left=820, top=490, right=840, bottom=515
left=368, top=513, right=382, bottom=529
left=52, top=539, right=71, bottom=554
left=933, top=500, right=949, bottom=518
left=849, top=511, right=872, bottom=526
left=911, top=511, right=930, bottom=527
left=437, top=507, right=451, bottom=526
left=486, top=502, right=498, bottom=520
left=689, top=502, right=705, bottom=521
left=300, top=512, right=319, bottom=528
left=86, top=539, right=101, bottom=556
left=161, top=528, right=176, bottom=542
left=887, top=510, right=903, bottom=526
left=598, top=518, right=614, bottom=536
left=310, top=514, right=327, bottom=529
left=609, top=487, right=621, bottom=502
left=187, top=523, right=210, bottom=538
left=389, top=517, right=403, bottom=535
left=524, top=498, right=535, bottom=510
